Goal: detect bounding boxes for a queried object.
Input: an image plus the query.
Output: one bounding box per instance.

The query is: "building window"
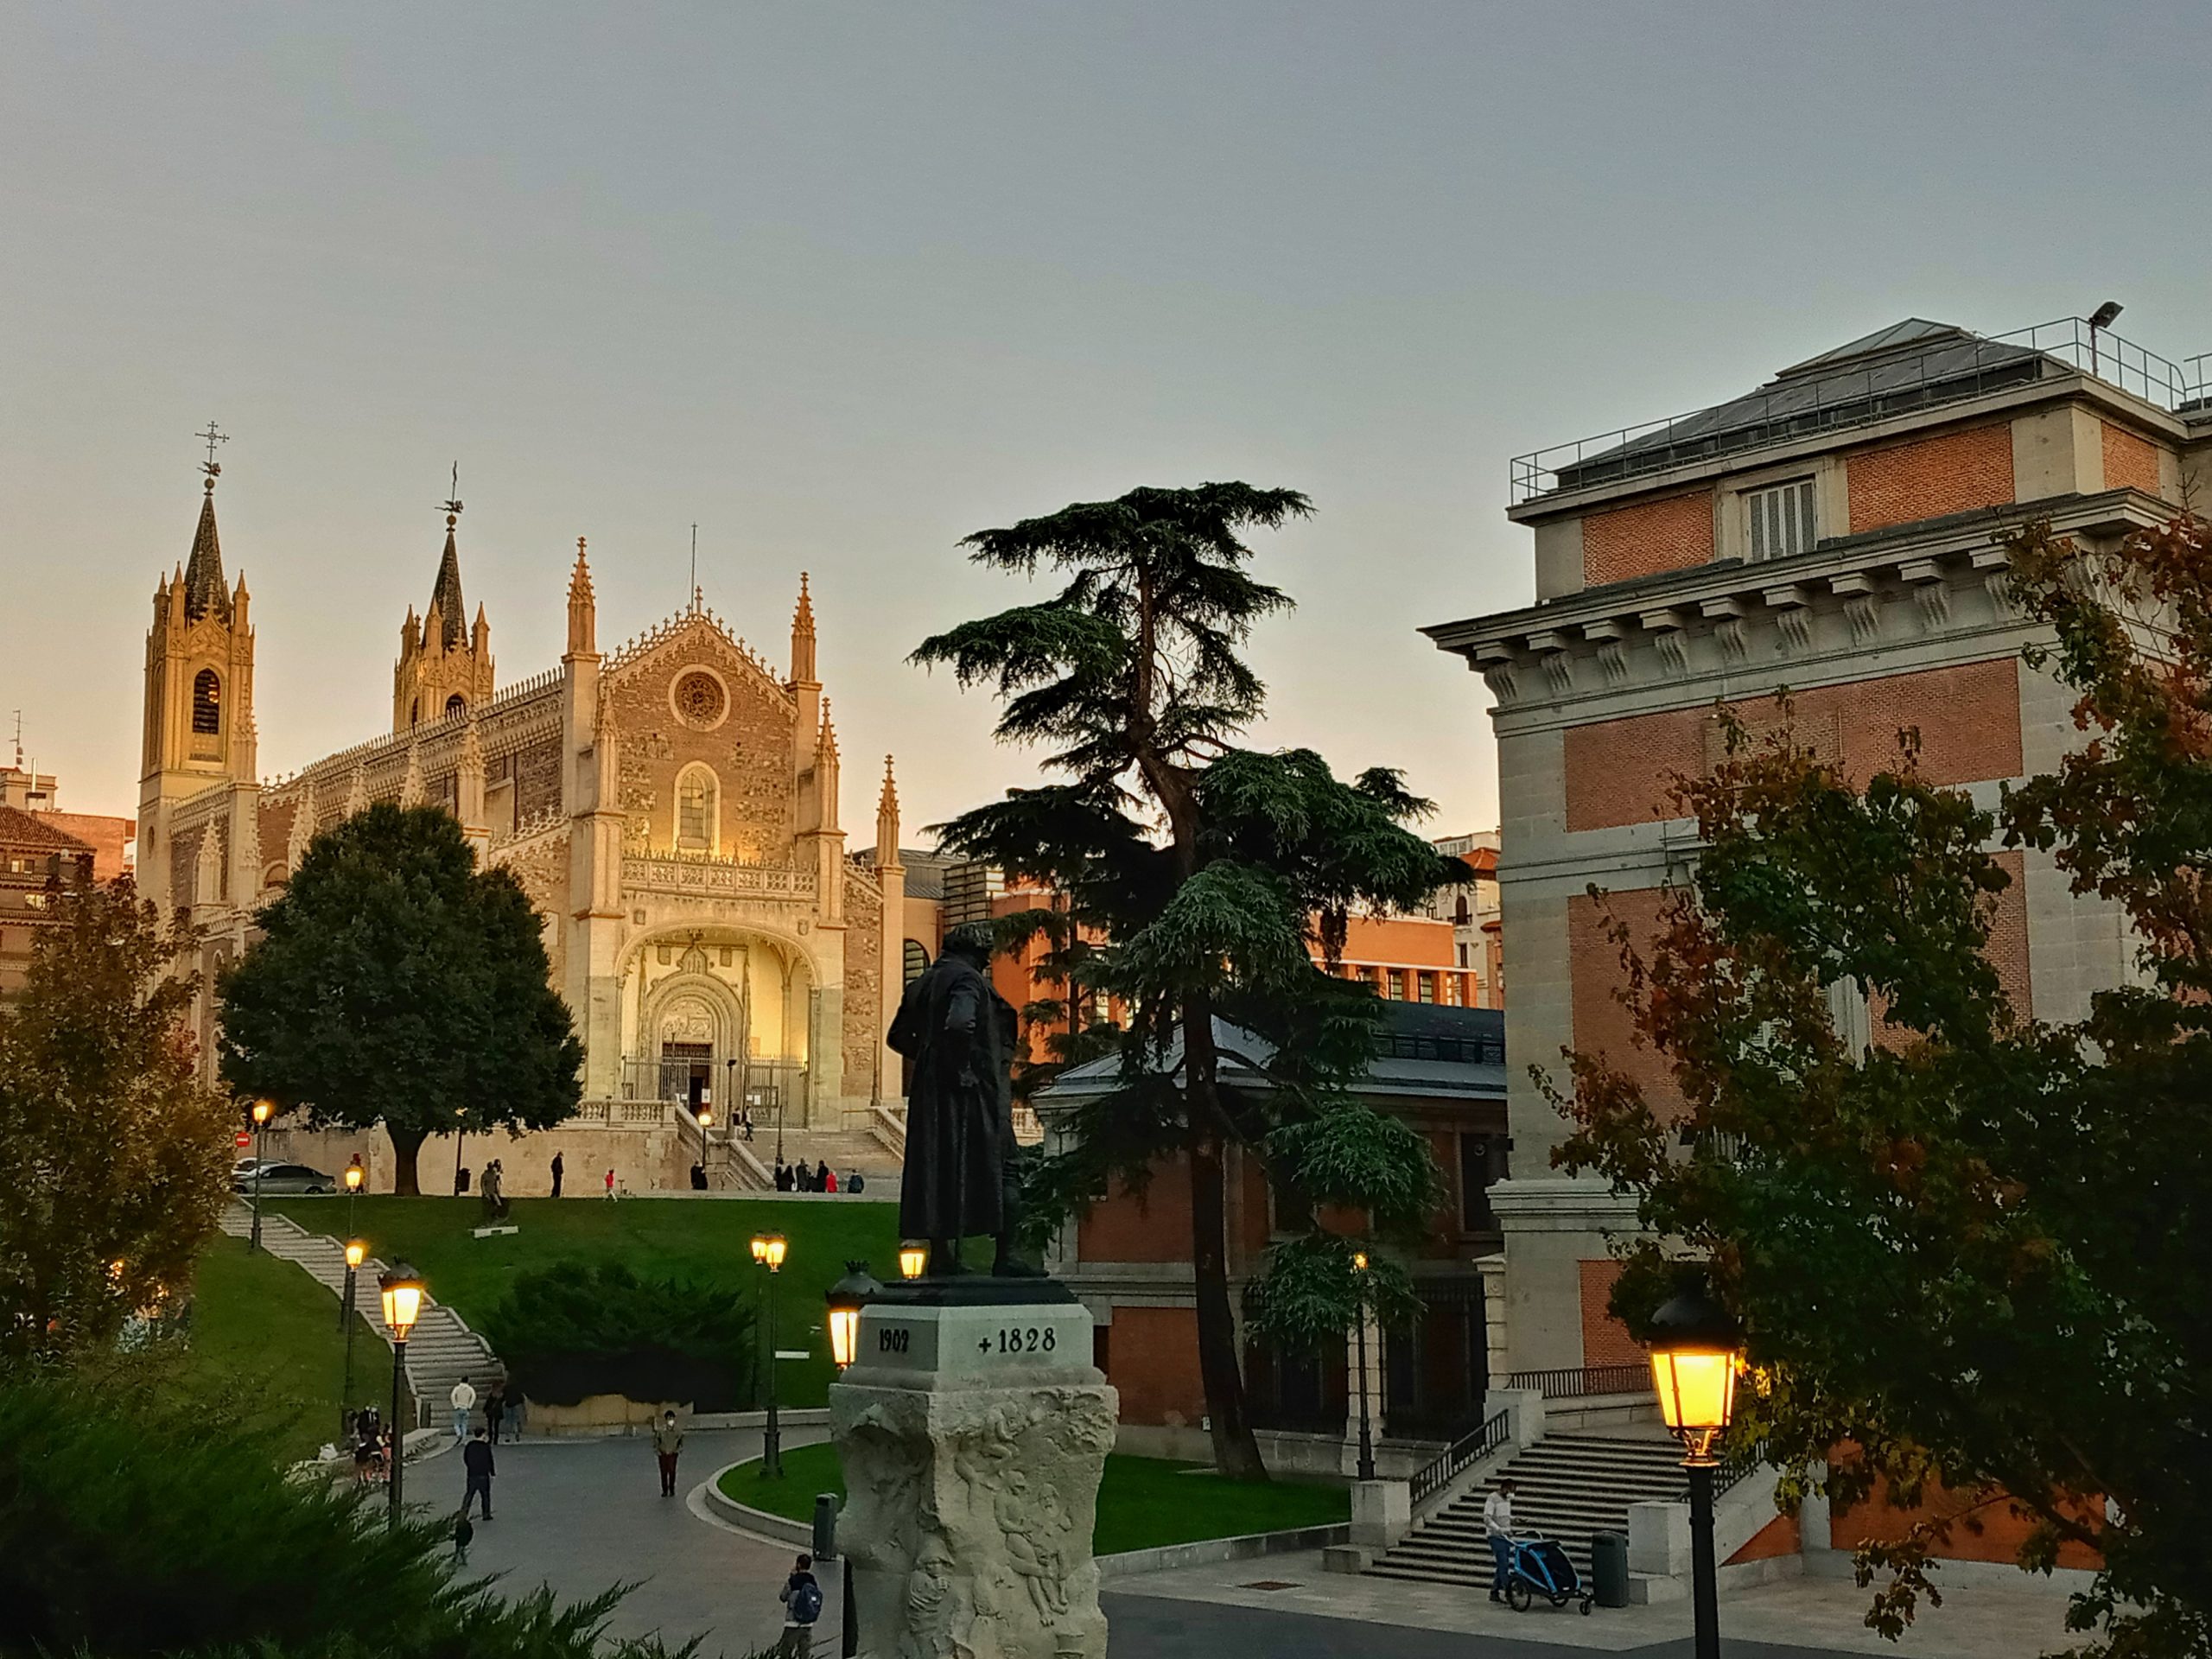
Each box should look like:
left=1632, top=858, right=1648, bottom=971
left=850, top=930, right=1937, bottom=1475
left=1444, top=975, right=1462, bottom=1007
left=1416, top=972, right=1437, bottom=1004
left=1747, top=477, right=1817, bottom=562
left=1386, top=969, right=1407, bottom=1001
left=446, top=694, right=467, bottom=718
left=1459, top=1132, right=1502, bottom=1231
left=903, top=939, right=931, bottom=985
left=676, top=765, right=718, bottom=853
left=191, top=670, right=222, bottom=735
left=1453, top=897, right=1471, bottom=925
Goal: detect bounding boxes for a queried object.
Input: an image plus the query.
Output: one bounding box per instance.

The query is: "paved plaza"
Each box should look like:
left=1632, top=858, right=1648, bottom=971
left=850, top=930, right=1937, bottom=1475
left=451, top=1431, right=2078, bottom=1659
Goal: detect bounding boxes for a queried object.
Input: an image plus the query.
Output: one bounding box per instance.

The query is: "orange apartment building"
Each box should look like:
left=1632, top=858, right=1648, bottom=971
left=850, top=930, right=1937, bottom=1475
left=0, top=760, right=135, bottom=1003
left=1420, top=314, right=2210, bottom=1573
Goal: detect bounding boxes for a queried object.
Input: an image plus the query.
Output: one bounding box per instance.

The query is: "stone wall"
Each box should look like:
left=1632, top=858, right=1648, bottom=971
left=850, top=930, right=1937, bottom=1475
left=842, top=871, right=883, bottom=1098
left=605, top=636, right=797, bottom=863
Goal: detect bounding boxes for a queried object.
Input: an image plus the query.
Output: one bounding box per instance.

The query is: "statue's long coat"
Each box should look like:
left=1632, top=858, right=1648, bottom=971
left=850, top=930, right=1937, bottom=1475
left=888, top=950, right=1018, bottom=1242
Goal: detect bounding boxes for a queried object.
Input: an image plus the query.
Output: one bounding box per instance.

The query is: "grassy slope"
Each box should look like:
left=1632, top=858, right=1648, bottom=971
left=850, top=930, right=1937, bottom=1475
left=187, top=1239, right=396, bottom=1464
left=265, top=1195, right=902, bottom=1408
left=718, top=1442, right=1349, bottom=1556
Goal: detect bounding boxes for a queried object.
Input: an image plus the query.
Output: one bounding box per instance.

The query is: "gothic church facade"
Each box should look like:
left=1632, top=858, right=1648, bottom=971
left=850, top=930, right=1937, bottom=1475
left=138, top=465, right=908, bottom=1141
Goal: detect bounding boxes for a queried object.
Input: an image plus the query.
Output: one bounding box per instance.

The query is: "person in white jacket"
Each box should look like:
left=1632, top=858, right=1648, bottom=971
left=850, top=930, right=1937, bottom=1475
left=1483, top=1478, right=1516, bottom=1603
left=449, top=1378, right=478, bottom=1443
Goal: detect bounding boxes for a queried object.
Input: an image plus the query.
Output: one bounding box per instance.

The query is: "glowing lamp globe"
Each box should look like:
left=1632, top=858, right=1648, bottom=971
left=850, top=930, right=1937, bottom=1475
left=251, top=1099, right=274, bottom=1125
left=825, top=1260, right=887, bottom=1370
left=697, top=1107, right=714, bottom=1130
left=753, top=1233, right=787, bottom=1272
left=1647, top=1281, right=1744, bottom=1464
left=378, top=1262, right=427, bottom=1341
left=344, top=1164, right=364, bottom=1192
left=345, top=1239, right=367, bottom=1269
left=897, top=1242, right=928, bottom=1281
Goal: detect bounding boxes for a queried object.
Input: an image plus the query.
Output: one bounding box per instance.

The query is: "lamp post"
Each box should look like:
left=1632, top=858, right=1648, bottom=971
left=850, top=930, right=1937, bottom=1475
left=340, top=1238, right=366, bottom=1433
left=338, top=1164, right=365, bottom=1331
left=1648, top=1278, right=1745, bottom=1659
left=697, top=1105, right=714, bottom=1186
left=897, top=1242, right=928, bottom=1283
left=453, top=1105, right=468, bottom=1197
left=751, top=1232, right=787, bottom=1478
left=379, top=1262, right=426, bottom=1530
left=1351, top=1249, right=1376, bottom=1482
left=826, top=1260, right=885, bottom=1372
left=247, top=1099, right=274, bottom=1252
left=726, top=1058, right=741, bottom=1139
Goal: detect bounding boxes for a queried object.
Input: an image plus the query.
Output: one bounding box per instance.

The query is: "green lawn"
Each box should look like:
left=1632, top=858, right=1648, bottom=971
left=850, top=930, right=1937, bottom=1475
left=718, top=1442, right=1349, bottom=1556
left=185, top=1238, right=395, bottom=1465
left=265, top=1195, right=906, bottom=1407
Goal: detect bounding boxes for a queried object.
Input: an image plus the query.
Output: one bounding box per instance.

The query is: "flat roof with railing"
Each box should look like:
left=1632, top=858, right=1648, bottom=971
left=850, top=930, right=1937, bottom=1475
left=1510, top=316, right=2212, bottom=507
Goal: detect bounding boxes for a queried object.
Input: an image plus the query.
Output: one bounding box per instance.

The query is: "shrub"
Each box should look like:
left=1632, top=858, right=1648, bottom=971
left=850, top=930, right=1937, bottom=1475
left=483, top=1260, right=758, bottom=1410
left=0, top=1359, right=717, bottom=1659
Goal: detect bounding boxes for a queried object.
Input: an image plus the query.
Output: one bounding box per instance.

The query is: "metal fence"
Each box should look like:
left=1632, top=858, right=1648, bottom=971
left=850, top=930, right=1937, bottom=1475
left=617, top=1057, right=808, bottom=1122
left=1503, top=1362, right=1652, bottom=1401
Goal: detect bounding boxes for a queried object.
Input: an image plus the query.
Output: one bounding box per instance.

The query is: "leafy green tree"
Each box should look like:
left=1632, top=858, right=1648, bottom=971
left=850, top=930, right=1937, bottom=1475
left=1553, top=518, right=2212, bottom=1656
left=0, top=878, right=233, bottom=1361
left=916, top=483, right=1460, bottom=1478
left=0, top=1358, right=715, bottom=1659
left=219, top=804, right=582, bottom=1197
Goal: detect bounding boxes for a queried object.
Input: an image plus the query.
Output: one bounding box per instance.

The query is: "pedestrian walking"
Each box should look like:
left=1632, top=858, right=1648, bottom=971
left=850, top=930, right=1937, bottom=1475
left=604, top=1166, right=616, bottom=1200
left=778, top=1553, right=823, bottom=1656
left=449, top=1377, right=477, bottom=1442
left=461, top=1426, right=496, bottom=1520
left=813, top=1159, right=831, bottom=1193
left=453, top=1510, right=474, bottom=1567
left=550, top=1149, right=564, bottom=1198
left=353, top=1420, right=379, bottom=1486
left=484, top=1381, right=506, bottom=1445
left=1484, top=1478, right=1516, bottom=1604
left=652, top=1408, right=685, bottom=1497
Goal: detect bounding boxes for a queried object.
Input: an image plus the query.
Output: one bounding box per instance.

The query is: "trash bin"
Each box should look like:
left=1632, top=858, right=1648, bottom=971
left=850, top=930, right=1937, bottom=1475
left=812, top=1492, right=840, bottom=1560
left=1590, top=1529, right=1629, bottom=1608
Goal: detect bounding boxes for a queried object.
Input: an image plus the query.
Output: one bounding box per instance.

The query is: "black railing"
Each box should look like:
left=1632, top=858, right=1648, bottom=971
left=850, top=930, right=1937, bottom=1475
left=1408, top=1406, right=1512, bottom=1509
left=1503, top=1363, right=1652, bottom=1400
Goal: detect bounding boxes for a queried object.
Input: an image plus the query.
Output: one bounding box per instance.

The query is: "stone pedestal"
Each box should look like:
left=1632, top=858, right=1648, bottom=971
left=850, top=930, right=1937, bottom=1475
left=829, top=1284, right=1117, bottom=1659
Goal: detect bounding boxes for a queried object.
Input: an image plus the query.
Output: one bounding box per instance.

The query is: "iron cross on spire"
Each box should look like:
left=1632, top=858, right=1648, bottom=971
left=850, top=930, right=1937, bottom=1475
left=443, top=461, right=464, bottom=520
left=194, top=421, right=229, bottom=484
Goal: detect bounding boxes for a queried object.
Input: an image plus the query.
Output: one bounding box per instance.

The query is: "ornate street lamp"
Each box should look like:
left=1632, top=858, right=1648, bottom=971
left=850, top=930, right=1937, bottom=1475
left=826, top=1260, right=886, bottom=1370
left=339, top=1238, right=367, bottom=1429
left=378, top=1262, right=427, bottom=1529
left=751, top=1233, right=787, bottom=1478
left=897, top=1242, right=928, bottom=1282
left=1648, top=1278, right=1745, bottom=1659
left=247, top=1099, right=274, bottom=1253
left=338, top=1162, right=365, bottom=1328
left=1351, top=1249, right=1376, bottom=1482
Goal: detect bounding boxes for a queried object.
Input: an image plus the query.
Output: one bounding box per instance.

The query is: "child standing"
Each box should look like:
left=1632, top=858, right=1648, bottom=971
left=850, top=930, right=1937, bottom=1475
left=453, top=1510, right=474, bottom=1567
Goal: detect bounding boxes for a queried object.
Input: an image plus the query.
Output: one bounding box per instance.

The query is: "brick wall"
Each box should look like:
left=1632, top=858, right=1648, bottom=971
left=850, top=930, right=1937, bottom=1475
left=1567, top=884, right=1679, bottom=1109
left=1577, top=1257, right=1644, bottom=1367
left=1077, top=1166, right=1196, bottom=1263
left=1847, top=423, right=2014, bottom=533
left=2101, top=422, right=2165, bottom=497
left=1104, top=1305, right=1208, bottom=1427
left=1581, top=490, right=1715, bottom=587
left=1563, top=659, right=2024, bottom=833
left=1833, top=1475, right=2102, bottom=1569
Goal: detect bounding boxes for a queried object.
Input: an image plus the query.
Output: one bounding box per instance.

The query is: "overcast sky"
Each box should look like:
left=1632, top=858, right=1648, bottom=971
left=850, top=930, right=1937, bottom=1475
left=6, top=3, right=2209, bottom=842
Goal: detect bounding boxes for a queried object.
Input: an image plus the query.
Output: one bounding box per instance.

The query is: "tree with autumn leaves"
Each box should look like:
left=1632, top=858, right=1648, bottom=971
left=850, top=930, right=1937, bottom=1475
left=1554, top=515, right=2212, bottom=1657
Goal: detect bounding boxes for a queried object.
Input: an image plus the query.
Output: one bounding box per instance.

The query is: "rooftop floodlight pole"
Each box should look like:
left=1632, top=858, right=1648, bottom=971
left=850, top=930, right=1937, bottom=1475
left=2089, top=300, right=2124, bottom=378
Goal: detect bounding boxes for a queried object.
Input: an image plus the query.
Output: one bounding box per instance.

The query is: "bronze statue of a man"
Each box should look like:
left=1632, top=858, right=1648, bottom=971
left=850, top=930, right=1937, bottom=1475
left=888, top=923, right=1030, bottom=1275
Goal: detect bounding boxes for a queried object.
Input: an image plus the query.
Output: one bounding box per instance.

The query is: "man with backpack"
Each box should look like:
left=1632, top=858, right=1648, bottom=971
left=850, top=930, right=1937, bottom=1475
left=778, top=1553, right=823, bottom=1655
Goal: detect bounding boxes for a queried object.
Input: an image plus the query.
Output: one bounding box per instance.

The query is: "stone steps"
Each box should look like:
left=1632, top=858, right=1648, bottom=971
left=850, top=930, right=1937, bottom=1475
left=219, top=1205, right=504, bottom=1427
left=1370, top=1433, right=1688, bottom=1586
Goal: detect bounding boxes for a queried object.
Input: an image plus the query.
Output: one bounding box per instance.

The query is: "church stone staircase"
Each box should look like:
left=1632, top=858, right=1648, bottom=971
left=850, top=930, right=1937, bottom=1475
left=1369, top=1433, right=1688, bottom=1587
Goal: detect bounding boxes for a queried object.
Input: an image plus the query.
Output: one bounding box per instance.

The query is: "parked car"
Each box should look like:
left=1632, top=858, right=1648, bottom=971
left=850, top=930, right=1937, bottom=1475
left=235, top=1162, right=337, bottom=1195
left=233, top=1156, right=270, bottom=1182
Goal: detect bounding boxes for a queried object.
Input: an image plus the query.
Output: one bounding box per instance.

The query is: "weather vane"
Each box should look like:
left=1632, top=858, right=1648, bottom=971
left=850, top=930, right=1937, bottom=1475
left=195, top=421, right=229, bottom=487
left=443, top=461, right=463, bottom=524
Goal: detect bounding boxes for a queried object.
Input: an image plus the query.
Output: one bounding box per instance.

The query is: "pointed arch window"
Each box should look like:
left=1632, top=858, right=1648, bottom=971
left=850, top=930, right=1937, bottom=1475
left=676, top=764, right=719, bottom=854
left=446, top=694, right=467, bottom=718
left=191, top=670, right=222, bottom=736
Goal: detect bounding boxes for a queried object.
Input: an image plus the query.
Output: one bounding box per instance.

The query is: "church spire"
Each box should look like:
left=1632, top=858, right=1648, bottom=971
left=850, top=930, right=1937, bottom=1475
left=183, top=429, right=232, bottom=623
left=425, top=466, right=467, bottom=650
left=566, top=537, right=597, bottom=658
left=790, top=573, right=817, bottom=686
left=876, top=754, right=902, bottom=871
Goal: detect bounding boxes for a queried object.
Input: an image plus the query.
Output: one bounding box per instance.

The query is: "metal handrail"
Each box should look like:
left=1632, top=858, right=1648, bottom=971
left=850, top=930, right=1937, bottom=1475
left=1510, top=316, right=2211, bottom=505
left=1408, top=1406, right=1513, bottom=1509
left=1503, top=1363, right=1652, bottom=1400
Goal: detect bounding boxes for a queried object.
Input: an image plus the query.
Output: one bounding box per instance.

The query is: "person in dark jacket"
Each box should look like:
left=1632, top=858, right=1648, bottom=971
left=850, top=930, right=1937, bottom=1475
left=461, top=1426, right=495, bottom=1519
left=814, top=1160, right=832, bottom=1193
left=550, top=1149, right=564, bottom=1198
left=483, top=1381, right=507, bottom=1445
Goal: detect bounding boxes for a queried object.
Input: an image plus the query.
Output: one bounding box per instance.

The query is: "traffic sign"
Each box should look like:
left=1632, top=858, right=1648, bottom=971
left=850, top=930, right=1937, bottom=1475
left=234, top=1130, right=251, bottom=1148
